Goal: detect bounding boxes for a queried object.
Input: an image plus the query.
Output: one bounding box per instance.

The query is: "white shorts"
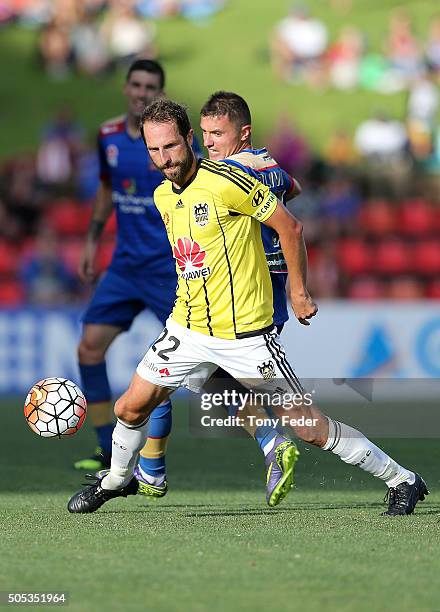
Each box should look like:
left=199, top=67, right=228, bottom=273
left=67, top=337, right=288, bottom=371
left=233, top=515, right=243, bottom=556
left=136, top=318, right=303, bottom=395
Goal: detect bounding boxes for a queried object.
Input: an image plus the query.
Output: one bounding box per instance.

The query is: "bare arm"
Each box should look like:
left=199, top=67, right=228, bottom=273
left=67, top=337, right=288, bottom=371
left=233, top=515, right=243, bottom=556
left=285, top=176, right=302, bottom=202
left=263, top=202, right=317, bottom=325
left=78, top=179, right=113, bottom=283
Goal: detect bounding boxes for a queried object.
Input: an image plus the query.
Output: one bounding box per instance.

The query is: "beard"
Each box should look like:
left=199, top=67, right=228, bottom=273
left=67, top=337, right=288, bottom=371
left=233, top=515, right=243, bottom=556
left=156, top=143, right=195, bottom=185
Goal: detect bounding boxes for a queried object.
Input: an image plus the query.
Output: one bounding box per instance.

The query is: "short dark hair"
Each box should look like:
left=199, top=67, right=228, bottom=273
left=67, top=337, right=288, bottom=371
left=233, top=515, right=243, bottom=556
left=200, top=91, right=251, bottom=127
left=126, top=59, right=165, bottom=89
left=140, top=99, right=191, bottom=142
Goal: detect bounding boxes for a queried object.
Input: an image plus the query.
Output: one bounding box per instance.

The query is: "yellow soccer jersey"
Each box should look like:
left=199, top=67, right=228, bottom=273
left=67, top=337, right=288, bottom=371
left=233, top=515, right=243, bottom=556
left=154, top=158, right=278, bottom=339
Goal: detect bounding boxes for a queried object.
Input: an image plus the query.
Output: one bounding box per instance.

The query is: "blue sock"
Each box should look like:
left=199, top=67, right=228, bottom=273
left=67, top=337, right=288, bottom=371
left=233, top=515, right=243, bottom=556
left=96, top=423, right=114, bottom=456
left=139, top=456, right=166, bottom=476
left=79, top=362, right=113, bottom=454
left=138, top=400, right=172, bottom=476
left=254, top=426, right=278, bottom=453
left=79, top=362, right=111, bottom=404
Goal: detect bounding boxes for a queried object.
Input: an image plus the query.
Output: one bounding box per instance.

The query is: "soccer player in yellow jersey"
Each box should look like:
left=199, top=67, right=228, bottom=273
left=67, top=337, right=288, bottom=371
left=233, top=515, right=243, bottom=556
left=68, top=99, right=428, bottom=516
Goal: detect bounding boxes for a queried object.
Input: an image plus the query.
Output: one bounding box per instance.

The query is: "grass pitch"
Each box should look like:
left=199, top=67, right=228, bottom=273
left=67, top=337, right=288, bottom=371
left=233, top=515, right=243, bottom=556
left=1, top=397, right=439, bottom=612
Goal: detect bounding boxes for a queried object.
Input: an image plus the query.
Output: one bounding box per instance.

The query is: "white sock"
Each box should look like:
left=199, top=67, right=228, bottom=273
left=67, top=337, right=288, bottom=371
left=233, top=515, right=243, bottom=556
left=138, top=465, right=165, bottom=487
left=323, top=418, right=415, bottom=488
left=101, top=418, right=150, bottom=490
left=262, top=437, right=276, bottom=456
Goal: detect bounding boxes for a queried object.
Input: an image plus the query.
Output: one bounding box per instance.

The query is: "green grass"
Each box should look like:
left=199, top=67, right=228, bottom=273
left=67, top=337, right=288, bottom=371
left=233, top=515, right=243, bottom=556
left=1, top=0, right=438, bottom=157
left=1, top=398, right=439, bottom=611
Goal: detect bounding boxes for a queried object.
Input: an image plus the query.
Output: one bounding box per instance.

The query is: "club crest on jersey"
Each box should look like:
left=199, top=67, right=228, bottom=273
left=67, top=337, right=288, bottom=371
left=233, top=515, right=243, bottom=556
left=257, top=360, right=276, bottom=380
left=193, top=203, right=209, bottom=226
left=173, top=237, right=211, bottom=280
left=106, top=144, right=118, bottom=167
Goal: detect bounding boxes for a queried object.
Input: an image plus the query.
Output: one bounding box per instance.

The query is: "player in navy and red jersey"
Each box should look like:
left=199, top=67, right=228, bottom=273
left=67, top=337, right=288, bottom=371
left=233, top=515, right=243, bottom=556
left=224, top=148, right=298, bottom=331
left=75, top=59, right=200, bottom=498
left=200, top=91, right=303, bottom=506
left=201, top=94, right=301, bottom=332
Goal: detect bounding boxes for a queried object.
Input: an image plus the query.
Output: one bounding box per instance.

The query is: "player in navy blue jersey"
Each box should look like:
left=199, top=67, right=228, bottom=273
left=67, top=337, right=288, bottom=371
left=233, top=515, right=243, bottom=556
left=200, top=91, right=303, bottom=506
left=75, top=59, right=200, bottom=498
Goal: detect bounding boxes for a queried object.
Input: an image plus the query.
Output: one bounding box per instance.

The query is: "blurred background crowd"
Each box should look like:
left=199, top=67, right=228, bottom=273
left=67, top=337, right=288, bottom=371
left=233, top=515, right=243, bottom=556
left=271, top=4, right=440, bottom=92
left=0, top=0, right=439, bottom=306
left=0, top=0, right=225, bottom=79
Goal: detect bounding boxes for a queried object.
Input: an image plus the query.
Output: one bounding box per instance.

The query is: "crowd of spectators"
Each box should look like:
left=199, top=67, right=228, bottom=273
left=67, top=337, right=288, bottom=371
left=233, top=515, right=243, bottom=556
left=271, top=5, right=440, bottom=92
left=0, top=0, right=225, bottom=79
left=1, top=94, right=440, bottom=306
left=0, top=2, right=439, bottom=305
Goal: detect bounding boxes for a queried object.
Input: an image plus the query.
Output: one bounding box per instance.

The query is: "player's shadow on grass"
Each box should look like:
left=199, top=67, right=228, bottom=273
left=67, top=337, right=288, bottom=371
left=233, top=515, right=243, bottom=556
left=182, top=503, right=385, bottom=517
left=100, top=501, right=410, bottom=516
left=100, top=500, right=440, bottom=516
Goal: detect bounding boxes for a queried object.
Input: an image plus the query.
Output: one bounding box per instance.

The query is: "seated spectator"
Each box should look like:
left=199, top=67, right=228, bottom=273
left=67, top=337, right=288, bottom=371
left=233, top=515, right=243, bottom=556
left=318, top=174, right=361, bottom=230
left=270, top=4, right=328, bottom=85
left=407, top=73, right=439, bottom=162
left=354, top=111, right=407, bottom=160
left=181, top=0, right=225, bottom=21
left=327, top=25, right=364, bottom=90
left=354, top=111, right=410, bottom=197
left=323, top=128, right=358, bottom=168
left=15, top=0, right=52, bottom=28
left=82, top=0, right=108, bottom=17
left=52, top=0, right=82, bottom=29
left=71, top=11, right=111, bottom=76
left=266, top=114, right=311, bottom=177
left=0, top=1, right=15, bottom=25
left=385, top=9, right=422, bottom=88
left=4, top=153, right=44, bottom=235
left=42, top=106, right=84, bottom=147
left=388, top=277, right=423, bottom=300
left=37, top=136, right=72, bottom=186
left=136, top=0, right=180, bottom=19
left=36, top=107, right=84, bottom=186
left=358, top=53, right=390, bottom=92
left=0, top=198, right=21, bottom=241
left=407, top=73, right=439, bottom=125
left=101, top=0, right=157, bottom=66
left=20, top=226, right=78, bottom=306
left=425, top=17, right=440, bottom=78
left=75, top=142, right=100, bottom=201
left=38, top=18, right=73, bottom=79
left=308, top=240, right=340, bottom=298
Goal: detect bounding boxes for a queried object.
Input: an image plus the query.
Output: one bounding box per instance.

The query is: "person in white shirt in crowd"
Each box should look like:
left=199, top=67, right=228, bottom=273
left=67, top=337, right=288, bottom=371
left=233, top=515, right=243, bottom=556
left=270, top=3, right=328, bottom=85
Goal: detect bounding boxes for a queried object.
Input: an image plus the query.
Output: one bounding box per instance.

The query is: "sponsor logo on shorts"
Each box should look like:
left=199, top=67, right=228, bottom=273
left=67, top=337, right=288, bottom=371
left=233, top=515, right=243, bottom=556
left=173, top=237, right=211, bottom=281
left=193, top=203, right=209, bottom=226
left=142, top=359, right=159, bottom=374
left=257, top=360, right=276, bottom=380
left=159, top=368, right=170, bottom=377
left=106, top=144, right=118, bottom=167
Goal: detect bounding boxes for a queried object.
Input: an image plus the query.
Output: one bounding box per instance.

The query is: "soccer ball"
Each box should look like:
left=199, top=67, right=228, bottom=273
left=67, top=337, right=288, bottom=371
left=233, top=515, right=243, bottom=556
left=24, top=378, right=87, bottom=438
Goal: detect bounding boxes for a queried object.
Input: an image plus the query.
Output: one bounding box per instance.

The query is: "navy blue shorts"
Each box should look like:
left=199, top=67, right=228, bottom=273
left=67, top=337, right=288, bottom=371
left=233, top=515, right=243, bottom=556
left=82, top=267, right=176, bottom=330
